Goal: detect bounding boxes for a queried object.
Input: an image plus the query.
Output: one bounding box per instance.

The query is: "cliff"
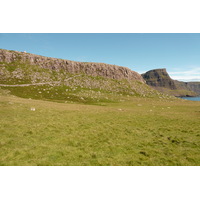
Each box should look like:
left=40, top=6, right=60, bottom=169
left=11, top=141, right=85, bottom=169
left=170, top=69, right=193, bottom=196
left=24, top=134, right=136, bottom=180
left=142, top=68, right=199, bottom=97
left=0, top=49, right=144, bottom=83
left=141, top=68, right=177, bottom=89
left=185, top=82, right=200, bottom=95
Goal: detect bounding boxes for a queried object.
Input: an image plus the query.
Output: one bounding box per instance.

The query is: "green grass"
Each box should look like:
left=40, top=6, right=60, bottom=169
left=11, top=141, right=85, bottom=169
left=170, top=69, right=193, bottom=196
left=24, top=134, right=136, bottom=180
left=0, top=85, right=123, bottom=105
left=0, top=89, right=199, bottom=166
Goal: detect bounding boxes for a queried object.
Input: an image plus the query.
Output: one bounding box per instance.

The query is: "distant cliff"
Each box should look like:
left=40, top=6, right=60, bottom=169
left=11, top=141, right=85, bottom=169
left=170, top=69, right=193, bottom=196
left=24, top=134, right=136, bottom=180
left=0, top=49, right=144, bottom=83
left=142, top=68, right=199, bottom=97
left=142, top=68, right=177, bottom=89
left=185, top=82, right=200, bottom=95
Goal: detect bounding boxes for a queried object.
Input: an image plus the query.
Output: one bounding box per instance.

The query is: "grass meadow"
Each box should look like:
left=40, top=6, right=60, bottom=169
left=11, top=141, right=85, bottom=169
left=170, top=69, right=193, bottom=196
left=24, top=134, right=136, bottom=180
left=0, top=89, right=199, bottom=166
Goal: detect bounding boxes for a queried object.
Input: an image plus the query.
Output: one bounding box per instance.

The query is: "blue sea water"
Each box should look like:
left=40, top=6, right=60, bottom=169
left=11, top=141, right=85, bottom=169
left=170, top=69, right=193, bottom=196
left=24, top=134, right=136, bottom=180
left=181, top=96, right=200, bottom=101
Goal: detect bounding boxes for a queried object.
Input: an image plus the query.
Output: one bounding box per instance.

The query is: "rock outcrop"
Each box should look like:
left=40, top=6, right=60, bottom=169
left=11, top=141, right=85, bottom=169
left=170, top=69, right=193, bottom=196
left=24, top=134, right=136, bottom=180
left=0, top=49, right=144, bottom=83
left=142, top=68, right=177, bottom=89
left=142, top=68, right=199, bottom=97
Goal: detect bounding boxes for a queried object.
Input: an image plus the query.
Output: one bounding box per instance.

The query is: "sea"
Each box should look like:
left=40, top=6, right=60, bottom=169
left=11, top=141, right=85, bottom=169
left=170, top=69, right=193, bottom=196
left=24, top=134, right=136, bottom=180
left=180, top=96, right=200, bottom=101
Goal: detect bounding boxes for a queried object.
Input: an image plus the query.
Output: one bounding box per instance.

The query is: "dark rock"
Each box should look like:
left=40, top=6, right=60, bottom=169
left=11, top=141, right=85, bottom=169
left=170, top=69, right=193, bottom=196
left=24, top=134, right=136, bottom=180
left=142, top=68, right=177, bottom=89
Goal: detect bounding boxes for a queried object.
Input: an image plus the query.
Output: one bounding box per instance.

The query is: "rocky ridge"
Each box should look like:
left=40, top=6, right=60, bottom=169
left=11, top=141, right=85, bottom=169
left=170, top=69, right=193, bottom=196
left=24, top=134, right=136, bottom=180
left=0, top=49, right=144, bottom=83
left=142, top=68, right=176, bottom=89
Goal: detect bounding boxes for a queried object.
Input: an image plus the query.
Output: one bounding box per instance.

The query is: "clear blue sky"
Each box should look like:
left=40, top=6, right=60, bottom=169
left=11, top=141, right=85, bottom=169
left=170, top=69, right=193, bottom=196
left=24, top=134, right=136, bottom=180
left=0, top=33, right=200, bottom=81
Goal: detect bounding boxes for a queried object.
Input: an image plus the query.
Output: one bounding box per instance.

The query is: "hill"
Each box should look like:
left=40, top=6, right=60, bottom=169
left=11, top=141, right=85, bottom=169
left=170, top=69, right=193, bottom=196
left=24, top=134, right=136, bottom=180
left=142, top=68, right=199, bottom=97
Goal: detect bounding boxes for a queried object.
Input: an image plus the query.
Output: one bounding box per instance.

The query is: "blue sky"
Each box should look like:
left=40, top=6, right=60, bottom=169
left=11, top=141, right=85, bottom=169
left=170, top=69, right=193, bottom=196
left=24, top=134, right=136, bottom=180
left=0, top=33, right=200, bottom=81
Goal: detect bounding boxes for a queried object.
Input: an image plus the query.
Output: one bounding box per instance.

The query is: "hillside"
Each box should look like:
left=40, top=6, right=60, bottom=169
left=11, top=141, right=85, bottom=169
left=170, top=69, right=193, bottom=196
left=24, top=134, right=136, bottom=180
left=142, top=68, right=199, bottom=97
left=0, top=49, right=165, bottom=104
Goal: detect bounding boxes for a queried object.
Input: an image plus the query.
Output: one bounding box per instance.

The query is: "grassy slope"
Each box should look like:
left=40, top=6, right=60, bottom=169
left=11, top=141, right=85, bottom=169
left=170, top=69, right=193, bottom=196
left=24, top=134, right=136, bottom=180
left=0, top=89, right=200, bottom=166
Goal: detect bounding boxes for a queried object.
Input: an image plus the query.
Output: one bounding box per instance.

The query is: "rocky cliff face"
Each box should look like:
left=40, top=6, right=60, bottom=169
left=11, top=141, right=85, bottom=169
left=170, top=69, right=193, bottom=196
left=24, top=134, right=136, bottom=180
left=142, top=68, right=199, bottom=97
left=186, top=82, right=200, bottom=95
left=0, top=49, right=144, bottom=83
left=142, top=68, right=177, bottom=89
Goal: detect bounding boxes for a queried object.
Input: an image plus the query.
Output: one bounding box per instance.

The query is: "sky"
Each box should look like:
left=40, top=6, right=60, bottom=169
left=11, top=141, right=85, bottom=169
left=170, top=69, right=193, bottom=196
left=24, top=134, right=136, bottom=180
left=0, top=33, right=200, bottom=82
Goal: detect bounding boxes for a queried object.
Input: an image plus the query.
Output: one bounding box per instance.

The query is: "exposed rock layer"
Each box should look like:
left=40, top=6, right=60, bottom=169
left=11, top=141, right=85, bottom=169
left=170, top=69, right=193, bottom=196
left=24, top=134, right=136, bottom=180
left=0, top=49, right=144, bottom=83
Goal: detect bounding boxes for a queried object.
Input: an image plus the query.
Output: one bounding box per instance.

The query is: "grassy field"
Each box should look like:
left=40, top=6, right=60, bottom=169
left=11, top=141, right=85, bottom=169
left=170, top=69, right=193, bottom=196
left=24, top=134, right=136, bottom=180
left=0, top=88, right=200, bottom=166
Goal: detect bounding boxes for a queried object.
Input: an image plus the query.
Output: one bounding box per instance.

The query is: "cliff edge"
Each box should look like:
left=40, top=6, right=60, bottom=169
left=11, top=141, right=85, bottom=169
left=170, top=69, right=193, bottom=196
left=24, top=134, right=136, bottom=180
left=142, top=68, right=199, bottom=97
left=0, top=49, right=144, bottom=83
